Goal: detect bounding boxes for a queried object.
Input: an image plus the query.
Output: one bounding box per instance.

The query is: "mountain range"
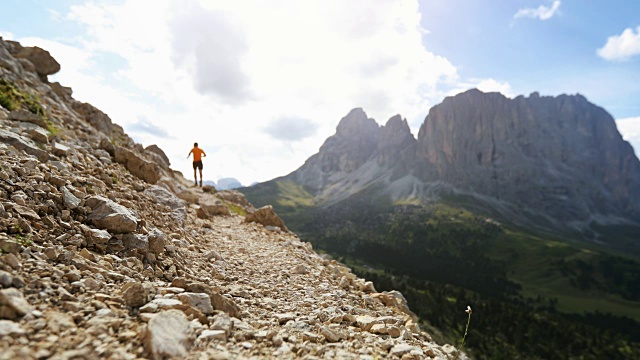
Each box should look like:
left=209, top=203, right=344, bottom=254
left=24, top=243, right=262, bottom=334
left=258, top=89, right=640, bottom=242
left=203, top=177, right=243, bottom=190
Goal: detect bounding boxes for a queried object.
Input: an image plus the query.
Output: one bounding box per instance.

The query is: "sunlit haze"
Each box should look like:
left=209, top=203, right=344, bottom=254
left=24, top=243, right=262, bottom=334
left=1, top=0, right=639, bottom=185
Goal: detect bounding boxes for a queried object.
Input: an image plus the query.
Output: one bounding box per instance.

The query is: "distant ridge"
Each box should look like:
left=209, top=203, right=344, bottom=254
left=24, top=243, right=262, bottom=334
left=250, top=89, right=640, bottom=233
left=216, top=177, right=243, bottom=190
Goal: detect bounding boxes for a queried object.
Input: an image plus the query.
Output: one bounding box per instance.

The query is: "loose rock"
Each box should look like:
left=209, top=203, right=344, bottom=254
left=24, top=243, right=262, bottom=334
left=144, top=310, right=194, bottom=359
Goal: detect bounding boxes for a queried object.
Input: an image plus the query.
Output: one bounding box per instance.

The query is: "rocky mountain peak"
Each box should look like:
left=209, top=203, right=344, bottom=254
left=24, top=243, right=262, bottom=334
left=379, top=115, right=414, bottom=150
left=416, top=89, right=640, bottom=225
left=292, top=110, right=420, bottom=195
left=377, top=115, right=417, bottom=170
left=4, top=40, right=60, bottom=81
left=303, top=108, right=380, bottom=177
left=335, top=107, right=379, bottom=138
left=382, top=114, right=409, bottom=134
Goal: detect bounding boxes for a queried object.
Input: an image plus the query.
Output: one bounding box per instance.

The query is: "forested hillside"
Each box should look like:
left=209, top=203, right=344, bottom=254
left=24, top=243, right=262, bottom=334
left=242, top=181, right=640, bottom=359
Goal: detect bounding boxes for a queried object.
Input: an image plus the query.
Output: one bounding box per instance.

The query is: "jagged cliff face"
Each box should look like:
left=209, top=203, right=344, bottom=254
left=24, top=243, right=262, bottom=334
left=376, top=114, right=417, bottom=171
left=293, top=108, right=380, bottom=193
left=292, top=109, right=417, bottom=202
left=285, top=89, right=640, bottom=227
left=416, top=89, right=640, bottom=223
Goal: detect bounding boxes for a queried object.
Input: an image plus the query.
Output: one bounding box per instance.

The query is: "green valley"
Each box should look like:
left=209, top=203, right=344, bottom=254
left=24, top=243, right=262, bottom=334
left=241, top=179, right=640, bottom=359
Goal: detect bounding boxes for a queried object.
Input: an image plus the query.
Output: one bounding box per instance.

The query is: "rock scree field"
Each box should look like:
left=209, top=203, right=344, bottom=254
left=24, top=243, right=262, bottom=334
left=0, top=38, right=464, bottom=359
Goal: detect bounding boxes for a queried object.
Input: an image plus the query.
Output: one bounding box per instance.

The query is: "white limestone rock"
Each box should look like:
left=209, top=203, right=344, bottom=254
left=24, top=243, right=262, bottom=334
left=177, top=292, right=214, bottom=315
left=86, top=195, right=138, bottom=233
left=144, top=310, right=194, bottom=359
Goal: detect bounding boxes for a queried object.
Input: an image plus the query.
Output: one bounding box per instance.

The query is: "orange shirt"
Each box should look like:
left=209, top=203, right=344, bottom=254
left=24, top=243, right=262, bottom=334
left=190, top=147, right=205, bottom=162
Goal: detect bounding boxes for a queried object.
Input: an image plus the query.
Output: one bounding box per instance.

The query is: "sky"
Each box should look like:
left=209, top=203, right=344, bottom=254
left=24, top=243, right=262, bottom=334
left=1, top=0, right=639, bottom=185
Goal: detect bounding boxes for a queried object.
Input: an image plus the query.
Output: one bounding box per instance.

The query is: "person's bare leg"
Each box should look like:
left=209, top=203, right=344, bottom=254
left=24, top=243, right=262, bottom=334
left=199, top=169, right=203, bottom=187
left=193, top=168, right=197, bottom=186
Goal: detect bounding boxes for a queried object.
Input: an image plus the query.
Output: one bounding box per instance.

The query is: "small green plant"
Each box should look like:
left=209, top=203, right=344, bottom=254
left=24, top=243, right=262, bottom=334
left=223, top=200, right=246, bottom=216
left=12, top=223, right=22, bottom=233
left=0, top=79, right=22, bottom=110
left=0, top=79, right=48, bottom=123
left=24, top=92, right=46, bottom=118
left=111, top=176, right=119, bottom=184
left=47, top=121, right=61, bottom=136
left=455, top=306, right=473, bottom=359
left=14, top=234, right=32, bottom=247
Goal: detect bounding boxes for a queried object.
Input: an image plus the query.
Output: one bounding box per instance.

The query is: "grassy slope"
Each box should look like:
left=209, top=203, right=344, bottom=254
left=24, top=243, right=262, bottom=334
left=239, top=177, right=315, bottom=228
left=486, top=228, right=640, bottom=321
left=241, top=179, right=640, bottom=322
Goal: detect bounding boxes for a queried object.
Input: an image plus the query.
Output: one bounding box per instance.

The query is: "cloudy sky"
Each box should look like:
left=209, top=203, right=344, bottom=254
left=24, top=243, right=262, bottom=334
left=1, top=0, right=639, bottom=185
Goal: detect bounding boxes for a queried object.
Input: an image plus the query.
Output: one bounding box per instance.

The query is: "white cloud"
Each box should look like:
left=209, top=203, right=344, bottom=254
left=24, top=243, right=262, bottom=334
left=169, top=2, right=253, bottom=104
left=0, top=31, right=13, bottom=39
left=514, top=1, right=561, bottom=21
left=11, top=0, right=502, bottom=184
left=597, top=26, right=640, bottom=61
left=448, top=78, right=514, bottom=98
left=616, top=117, right=640, bottom=157
left=263, top=116, right=319, bottom=142
left=129, top=116, right=173, bottom=139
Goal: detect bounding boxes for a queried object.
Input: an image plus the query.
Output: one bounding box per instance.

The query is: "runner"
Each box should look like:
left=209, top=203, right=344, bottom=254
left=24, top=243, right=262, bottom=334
left=187, top=142, right=206, bottom=187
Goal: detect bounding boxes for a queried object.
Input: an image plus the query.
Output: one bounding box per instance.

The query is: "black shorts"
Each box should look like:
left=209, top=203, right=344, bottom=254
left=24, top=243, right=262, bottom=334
left=193, top=161, right=203, bottom=170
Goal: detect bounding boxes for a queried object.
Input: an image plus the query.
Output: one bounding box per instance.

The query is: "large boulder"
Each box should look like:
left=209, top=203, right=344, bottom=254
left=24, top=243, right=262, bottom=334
left=144, top=185, right=184, bottom=211
left=177, top=191, right=199, bottom=204
left=244, top=205, right=288, bottom=231
left=144, top=185, right=186, bottom=225
left=0, top=129, right=48, bottom=162
left=0, top=288, right=33, bottom=320
left=216, top=190, right=254, bottom=211
left=8, top=110, right=47, bottom=128
left=144, top=145, right=171, bottom=168
left=115, top=147, right=162, bottom=184
left=10, top=44, right=60, bottom=76
left=86, top=196, right=138, bottom=233
left=72, top=102, right=115, bottom=136
left=196, top=199, right=231, bottom=218
left=371, top=290, right=418, bottom=323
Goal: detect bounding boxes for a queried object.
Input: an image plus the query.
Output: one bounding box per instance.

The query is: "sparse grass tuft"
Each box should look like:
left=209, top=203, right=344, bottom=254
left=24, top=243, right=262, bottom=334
left=0, top=79, right=22, bottom=110
left=202, top=185, right=217, bottom=194
left=47, top=121, right=61, bottom=136
left=14, top=234, right=32, bottom=247
left=0, top=79, right=48, bottom=124
left=222, top=200, right=246, bottom=216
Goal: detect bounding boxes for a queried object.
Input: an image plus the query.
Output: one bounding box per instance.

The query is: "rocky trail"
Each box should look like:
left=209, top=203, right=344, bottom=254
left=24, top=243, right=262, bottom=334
left=0, top=37, right=462, bottom=359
